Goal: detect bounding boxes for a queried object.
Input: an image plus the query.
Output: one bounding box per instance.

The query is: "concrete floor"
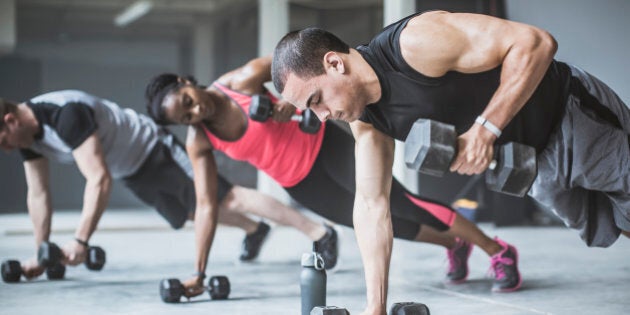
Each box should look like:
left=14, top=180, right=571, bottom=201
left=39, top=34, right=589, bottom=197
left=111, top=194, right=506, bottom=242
left=0, top=209, right=628, bottom=315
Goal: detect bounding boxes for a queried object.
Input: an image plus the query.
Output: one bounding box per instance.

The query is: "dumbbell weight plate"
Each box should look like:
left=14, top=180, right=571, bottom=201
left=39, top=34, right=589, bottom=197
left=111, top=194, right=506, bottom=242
left=159, top=278, right=185, bottom=303
left=1, top=260, right=22, bottom=283
left=38, top=242, right=62, bottom=268
left=208, top=276, right=230, bottom=300
left=485, top=142, right=537, bottom=197
left=250, top=94, right=273, bottom=122
left=299, top=109, right=321, bottom=134
left=46, top=263, right=66, bottom=280
left=85, top=246, right=106, bottom=271
left=404, top=119, right=457, bottom=176
left=310, top=306, right=350, bottom=315
left=390, top=302, right=431, bottom=315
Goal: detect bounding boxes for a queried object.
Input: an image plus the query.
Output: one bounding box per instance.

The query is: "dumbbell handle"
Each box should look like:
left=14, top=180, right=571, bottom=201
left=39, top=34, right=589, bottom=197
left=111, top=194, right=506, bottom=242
left=290, top=114, right=304, bottom=122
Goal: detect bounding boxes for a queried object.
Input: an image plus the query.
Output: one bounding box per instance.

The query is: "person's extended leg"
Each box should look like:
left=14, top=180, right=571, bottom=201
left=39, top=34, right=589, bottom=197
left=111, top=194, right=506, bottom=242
left=220, top=185, right=326, bottom=241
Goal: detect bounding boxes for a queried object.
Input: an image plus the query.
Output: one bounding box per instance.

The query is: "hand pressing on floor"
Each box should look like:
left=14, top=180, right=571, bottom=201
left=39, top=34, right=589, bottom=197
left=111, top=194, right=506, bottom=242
left=182, top=275, right=206, bottom=298
left=21, top=258, right=45, bottom=280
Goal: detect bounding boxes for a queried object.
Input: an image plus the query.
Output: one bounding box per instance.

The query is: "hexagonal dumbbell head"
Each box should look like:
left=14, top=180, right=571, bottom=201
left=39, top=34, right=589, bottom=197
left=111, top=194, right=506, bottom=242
left=299, top=109, right=322, bottom=134
left=159, top=278, right=185, bottom=303
left=85, top=246, right=106, bottom=271
left=404, top=119, right=457, bottom=177
left=249, top=94, right=274, bottom=122
left=46, top=263, right=66, bottom=280
left=208, top=276, right=230, bottom=300
left=2, top=260, right=23, bottom=283
left=485, top=142, right=537, bottom=197
left=310, top=306, right=350, bottom=315
left=389, top=302, right=431, bottom=315
left=38, top=242, right=62, bottom=268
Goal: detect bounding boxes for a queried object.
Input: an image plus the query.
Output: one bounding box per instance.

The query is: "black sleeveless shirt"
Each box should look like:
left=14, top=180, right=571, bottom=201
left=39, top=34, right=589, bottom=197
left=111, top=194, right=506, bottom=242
left=357, top=13, right=571, bottom=152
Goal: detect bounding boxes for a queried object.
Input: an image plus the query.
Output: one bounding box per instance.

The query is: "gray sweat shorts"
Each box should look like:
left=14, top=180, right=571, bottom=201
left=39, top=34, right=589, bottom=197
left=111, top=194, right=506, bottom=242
left=123, top=129, right=233, bottom=229
left=529, top=65, right=630, bottom=247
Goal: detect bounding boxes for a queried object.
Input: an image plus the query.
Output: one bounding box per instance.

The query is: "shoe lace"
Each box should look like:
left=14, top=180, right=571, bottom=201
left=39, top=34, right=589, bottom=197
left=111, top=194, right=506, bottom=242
left=489, top=255, right=514, bottom=280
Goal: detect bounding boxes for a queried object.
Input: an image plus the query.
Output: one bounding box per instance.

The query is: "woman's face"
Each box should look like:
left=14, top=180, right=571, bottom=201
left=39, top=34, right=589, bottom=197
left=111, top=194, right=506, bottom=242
left=162, top=84, right=213, bottom=125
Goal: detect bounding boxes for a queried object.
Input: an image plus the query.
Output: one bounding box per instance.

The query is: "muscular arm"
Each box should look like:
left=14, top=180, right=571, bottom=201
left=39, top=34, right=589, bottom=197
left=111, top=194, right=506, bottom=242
left=220, top=55, right=273, bottom=95
left=401, top=11, right=557, bottom=173
left=24, top=158, right=53, bottom=248
left=350, top=120, right=395, bottom=314
left=72, top=133, right=112, bottom=244
left=186, top=125, right=220, bottom=282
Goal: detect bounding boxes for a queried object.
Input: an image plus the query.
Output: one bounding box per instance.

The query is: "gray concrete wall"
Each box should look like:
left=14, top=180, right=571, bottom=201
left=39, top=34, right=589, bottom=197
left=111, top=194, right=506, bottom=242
left=505, top=0, right=630, bottom=103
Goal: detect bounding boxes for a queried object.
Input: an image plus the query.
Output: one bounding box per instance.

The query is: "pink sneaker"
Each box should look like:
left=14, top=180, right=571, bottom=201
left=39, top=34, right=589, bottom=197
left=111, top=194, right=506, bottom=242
left=489, top=237, right=522, bottom=292
left=446, top=238, right=473, bottom=283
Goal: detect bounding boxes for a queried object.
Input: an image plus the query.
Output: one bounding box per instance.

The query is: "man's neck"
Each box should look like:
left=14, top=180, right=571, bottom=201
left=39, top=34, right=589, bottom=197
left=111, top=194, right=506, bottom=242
left=350, top=49, right=382, bottom=105
left=17, top=102, right=40, bottom=137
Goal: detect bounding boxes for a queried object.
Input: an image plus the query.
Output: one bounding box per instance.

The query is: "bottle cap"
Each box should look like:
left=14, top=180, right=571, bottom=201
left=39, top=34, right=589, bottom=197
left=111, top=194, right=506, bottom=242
left=301, top=252, right=325, bottom=270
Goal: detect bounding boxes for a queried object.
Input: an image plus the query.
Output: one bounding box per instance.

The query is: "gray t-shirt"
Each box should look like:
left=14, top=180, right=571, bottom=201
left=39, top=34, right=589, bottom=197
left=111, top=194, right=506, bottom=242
left=20, top=90, right=158, bottom=179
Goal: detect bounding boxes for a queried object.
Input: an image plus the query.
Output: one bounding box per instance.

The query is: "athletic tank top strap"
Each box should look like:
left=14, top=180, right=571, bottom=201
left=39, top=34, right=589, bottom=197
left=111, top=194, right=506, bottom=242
left=201, top=82, right=325, bottom=187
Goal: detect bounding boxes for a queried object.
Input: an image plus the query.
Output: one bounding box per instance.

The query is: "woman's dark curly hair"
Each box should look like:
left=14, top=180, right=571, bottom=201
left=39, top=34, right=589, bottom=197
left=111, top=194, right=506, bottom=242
left=145, top=73, right=198, bottom=125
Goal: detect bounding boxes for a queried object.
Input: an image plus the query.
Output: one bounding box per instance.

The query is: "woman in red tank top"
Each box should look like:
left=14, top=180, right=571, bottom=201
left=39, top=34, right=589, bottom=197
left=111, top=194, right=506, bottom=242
left=144, top=56, right=522, bottom=298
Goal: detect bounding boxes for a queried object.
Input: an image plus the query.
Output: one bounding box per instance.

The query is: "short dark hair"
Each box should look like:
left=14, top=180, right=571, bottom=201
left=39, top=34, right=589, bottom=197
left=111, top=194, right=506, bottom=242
left=272, top=27, right=350, bottom=94
left=0, top=98, right=18, bottom=129
left=144, top=73, right=198, bottom=125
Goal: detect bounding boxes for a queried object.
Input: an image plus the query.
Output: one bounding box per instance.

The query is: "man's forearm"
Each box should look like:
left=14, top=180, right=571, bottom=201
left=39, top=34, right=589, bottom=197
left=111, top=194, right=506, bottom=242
left=27, top=190, right=53, bottom=246
left=480, top=30, right=557, bottom=130
left=193, top=205, right=219, bottom=274
left=353, top=196, right=393, bottom=313
left=75, top=175, right=111, bottom=242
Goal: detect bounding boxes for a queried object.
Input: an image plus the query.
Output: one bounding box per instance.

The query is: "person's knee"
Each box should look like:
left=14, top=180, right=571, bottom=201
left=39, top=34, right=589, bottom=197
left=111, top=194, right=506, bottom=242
left=167, top=217, right=187, bottom=230
left=218, top=186, right=242, bottom=212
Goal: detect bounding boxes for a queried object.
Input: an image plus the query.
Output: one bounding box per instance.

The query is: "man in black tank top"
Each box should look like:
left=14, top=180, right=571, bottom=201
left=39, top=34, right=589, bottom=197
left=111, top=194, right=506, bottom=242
left=273, top=10, right=630, bottom=314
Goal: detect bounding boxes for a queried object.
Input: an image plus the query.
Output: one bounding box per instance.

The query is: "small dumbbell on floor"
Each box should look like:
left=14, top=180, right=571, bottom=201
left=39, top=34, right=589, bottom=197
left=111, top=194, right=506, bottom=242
left=1, top=259, right=66, bottom=283
left=404, top=118, right=537, bottom=197
left=38, top=241, right=106, bottom=271
left=311, top=302, right=430, bottom=315
left=250, top=94, right=321, bottom=134
left=159, top=276, right=230, bottom=303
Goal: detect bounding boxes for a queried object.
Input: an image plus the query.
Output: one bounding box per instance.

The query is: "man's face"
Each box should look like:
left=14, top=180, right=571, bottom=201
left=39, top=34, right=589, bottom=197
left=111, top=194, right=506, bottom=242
left=0, top=115, right=33, bottom=151
left=281, top=70, right=364, bottom=123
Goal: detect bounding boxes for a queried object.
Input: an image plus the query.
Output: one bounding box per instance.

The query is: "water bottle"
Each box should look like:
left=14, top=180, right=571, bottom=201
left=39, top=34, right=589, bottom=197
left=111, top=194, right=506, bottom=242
left=300, top=242, right=326, bottom=315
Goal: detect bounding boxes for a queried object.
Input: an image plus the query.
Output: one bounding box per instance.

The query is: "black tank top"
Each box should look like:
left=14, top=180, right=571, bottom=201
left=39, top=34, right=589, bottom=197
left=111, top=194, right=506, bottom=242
left=357, top=13, right=571, bottom=152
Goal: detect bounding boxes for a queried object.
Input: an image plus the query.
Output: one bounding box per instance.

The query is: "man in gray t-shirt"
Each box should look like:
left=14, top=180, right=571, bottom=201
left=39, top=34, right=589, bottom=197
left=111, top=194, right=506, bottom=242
left=0, top=91, right=333, bottom=280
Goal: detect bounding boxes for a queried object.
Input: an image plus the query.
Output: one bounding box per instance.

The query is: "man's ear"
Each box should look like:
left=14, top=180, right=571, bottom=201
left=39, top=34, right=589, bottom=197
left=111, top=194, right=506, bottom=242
left=3, top=113, right=17, bottom=128
left=323, top=52, right=346, bottom=74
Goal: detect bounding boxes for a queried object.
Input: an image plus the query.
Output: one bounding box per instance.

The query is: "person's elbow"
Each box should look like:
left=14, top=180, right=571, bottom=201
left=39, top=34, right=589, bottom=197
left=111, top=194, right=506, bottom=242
left=355, top=192, right=390, bottom=220
left=527, top=27, right=558, bottom=61
left=89, top=170, right=112, bottom=192
left=539, top=30, right=558, bottom=60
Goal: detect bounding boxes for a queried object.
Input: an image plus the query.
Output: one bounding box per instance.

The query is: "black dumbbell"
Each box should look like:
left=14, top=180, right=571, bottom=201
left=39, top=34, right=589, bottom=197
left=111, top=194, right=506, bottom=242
left=38, top=241, right=106, bottom=271
left=311, top=306, right=350, bottom=315
left=2, top=259, right=66, bottom=283
left=159, top=275, right=230, bottom=303
left=311, top=302, right=430, bottom=315
left=404, top=118, right=537, bottom=197
left=390, top=302, right=431, bottom=315
left=249, top=94, right=321, bottom=134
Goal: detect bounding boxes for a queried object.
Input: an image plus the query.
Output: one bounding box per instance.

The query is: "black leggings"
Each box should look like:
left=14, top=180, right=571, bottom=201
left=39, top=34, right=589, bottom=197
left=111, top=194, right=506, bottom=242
left=286, top=122, right=455, bottom=240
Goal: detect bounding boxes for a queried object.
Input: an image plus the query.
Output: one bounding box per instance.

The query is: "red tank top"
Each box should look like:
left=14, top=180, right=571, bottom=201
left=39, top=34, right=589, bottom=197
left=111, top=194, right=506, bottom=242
left=200, top=83, right=325, bottom=187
